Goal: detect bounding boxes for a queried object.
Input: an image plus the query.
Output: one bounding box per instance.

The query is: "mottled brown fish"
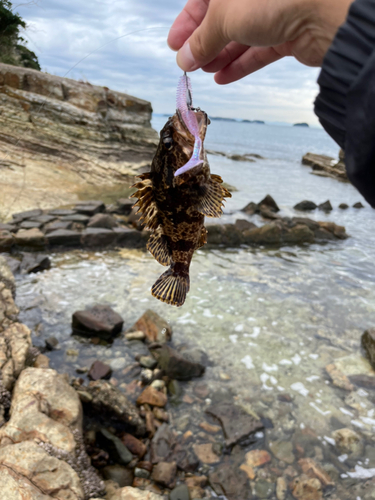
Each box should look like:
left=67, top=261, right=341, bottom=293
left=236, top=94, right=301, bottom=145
left=131, top=79, right=231, bottom=307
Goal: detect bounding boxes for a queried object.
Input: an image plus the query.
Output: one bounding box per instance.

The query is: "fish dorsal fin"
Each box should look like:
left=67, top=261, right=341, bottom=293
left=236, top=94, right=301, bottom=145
left=147, top=229, right=172, bottom=266
left=196, top=226, right=207, bottom=249
left=196, top=174, right=232, bottom=218
left=151, top=269, right=190, bottom=307
left=130, top=175, right=159, bottom=230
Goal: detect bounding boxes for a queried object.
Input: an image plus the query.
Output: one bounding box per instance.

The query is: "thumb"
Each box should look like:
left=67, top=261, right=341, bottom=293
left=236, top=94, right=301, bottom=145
left=176, top=6, right=229, bottom=72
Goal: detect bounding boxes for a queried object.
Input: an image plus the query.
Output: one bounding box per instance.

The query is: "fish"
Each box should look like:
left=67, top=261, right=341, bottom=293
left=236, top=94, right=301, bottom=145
left=131, top=74, right=231, bottom=307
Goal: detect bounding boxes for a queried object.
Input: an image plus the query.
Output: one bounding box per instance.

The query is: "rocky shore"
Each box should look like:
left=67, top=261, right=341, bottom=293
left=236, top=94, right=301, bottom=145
left=0, top=63, right=158, bottom=220
left=0, top=195, right=349, bottom=266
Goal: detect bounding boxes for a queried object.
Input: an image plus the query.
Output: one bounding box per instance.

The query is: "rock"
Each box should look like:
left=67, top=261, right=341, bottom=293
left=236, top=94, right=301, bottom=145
left=339, top=203, right=349, bottom=209
left=0, top=441, right=84, bottom=500
left=1, top=254, right=20, bottom=274
left=114, top=226, right=147, bottom=247
left=199, top=421, right=221, bottom=433
left=317, top=221, right=347, bottom=239
left=302, top=152, right=347, bottom=182
left=61, top=213, right=90, bottom=223
left=97, top=428, right=133, bottom=465
left=86, top=380, right=146, bottom=436
left=241, top=201, right=260, bottom=215
left=128, top=309, right=172, bottom=343
left=294, top=200, right=317, bottom=211
left=139, top=355, right=157, bottom=369
left=72, top=304, right=124, bottom=340
left=45, top=336, right=59, bottom=350
left=269, top=440, right=295, bottom=464
left=46, top=228, right=81, bottom=246
left=349, top=373, right=375, bottom=390
left=137, top=386, right=168, bottom=407
left=0, top=322, right=31, bottom=390
left=332, top=428, right=363, bottom=456
left=234, top=219, right=257, bottom=231
left=318, top=200, right=333, bottom=211
left=121, top=433, right=147, bottom=458
left=108, top=198, right=134, bottom=215
left=15, top=227, right=46, bottom=248
left=135, top=467, right=151, bottom=478
left=20, top=253, right=51, bottom=274
left=81, top=227, right=116, bottom=246
left=362, top=328, right=375, bottom=368
left=0, top=222, right=15, bottom=231
left=12, top=208, right=43, bottom=221
left=193, top=443, right=220, bottom=464
left=110, top=486, right=165, bottom=500
left=276, top=477, right=287, bottom=500
left=184, top=476, right=207, bottom=499
left=45, top=220, right=73, bottom=232
left=151, top=461, right=177, bottom=488
left=75, top=200, right=105, bottom=215
left=291, top=475, right=323, bottom=500
left=0, top=230, right=14, bottom=251
left=229, top=153, right=255, bottom=162
left=298, top=458, right=334, bottom=486
left=353, top=202, right=364, bottom=208
left=259, top=194, right=280, bottom=212
left=209, top=461, right=249, bottom=500
left=325, top=363, right=354, bottom=391
left=0, top=365, right=91, bottom=485
left=153, top=344, right=205, bottom=381
left=242, top=449, right=271, bottom=471
left=170, top=484, right=191, bottom=500
left=102, top=464, right=134, bottom=487
left=20, top=220, right=44, bottom=229
left=88, top=212, right=118, bottom=229
left=206, top=402, right=263, bottom=447
left=33, top=353, right=50, bottom=368
left=254, top=480, right=275, bottom=498
left=150, top=423, right=176, bottom=463
left=89, top=360, right=113, bottom=380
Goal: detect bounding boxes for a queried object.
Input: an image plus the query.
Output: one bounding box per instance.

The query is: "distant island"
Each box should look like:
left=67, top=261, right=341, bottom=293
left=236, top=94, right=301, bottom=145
left=242, top=119, right=265, bottom=124
left=210, top=116, right=237, bottom=122
left=293, top=122, right=309, bottom=127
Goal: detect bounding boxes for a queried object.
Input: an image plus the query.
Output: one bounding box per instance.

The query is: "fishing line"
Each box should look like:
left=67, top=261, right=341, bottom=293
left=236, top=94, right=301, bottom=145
left=1, top=25, right=177, bottom=219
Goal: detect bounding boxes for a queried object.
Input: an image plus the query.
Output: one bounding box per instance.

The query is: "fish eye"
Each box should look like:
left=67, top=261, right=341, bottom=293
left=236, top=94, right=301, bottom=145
left=163, top=136, right=173, bottom=150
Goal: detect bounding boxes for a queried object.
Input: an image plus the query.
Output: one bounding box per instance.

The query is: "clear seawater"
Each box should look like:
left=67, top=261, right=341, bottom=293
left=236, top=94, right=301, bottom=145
left=15, top=117, right=375, bottom=497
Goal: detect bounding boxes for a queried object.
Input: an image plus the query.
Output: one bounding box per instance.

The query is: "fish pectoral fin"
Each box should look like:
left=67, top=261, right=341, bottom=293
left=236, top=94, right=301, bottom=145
left=196, top=176, right=231, bottom=218
left=130, top=176, right=160, bottom=230
left=151, top=269, right=189, bottom=307
left=196, top=226, right=207, bottom=249
left=147, top=230, right=172, bottom=266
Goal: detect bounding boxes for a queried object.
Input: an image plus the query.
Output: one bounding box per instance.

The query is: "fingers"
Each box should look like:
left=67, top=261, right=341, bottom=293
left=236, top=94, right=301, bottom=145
left=214, top=46, right=284, bottom=84
left=168, top=0, right=210, bottom=51
left=202, top=42, right=249, bottom=73
left=176, top=1, right=230, bottom=72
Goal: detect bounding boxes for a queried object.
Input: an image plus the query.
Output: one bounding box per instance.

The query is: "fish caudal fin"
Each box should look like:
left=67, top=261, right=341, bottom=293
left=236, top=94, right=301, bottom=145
left=151, top=268, right=190, bottom=307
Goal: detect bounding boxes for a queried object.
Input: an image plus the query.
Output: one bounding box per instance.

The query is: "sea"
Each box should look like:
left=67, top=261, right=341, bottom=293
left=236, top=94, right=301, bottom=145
left=15, top=117, right=375, bottom=497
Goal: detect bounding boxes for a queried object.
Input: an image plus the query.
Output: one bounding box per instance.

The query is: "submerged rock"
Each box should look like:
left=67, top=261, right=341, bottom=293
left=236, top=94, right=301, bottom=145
left=85, top=380, right=146, bottom=436
left=151, top=460, right=177, bottom=488
left=361, top=328, right=375, bottom=368
left=127, top=309, right=172, bottom=343
left=152, top=344, right=206, bottom=381
left=72, top=305, right=124, bottom=340
left=97, top=428, right=133, bottom=465
left=20, top=253, right=51, bottom=274
left=206, top=402, right=263, bottom=447
left=88, top=360, right=113, bottom=380
left=209, top=461, right=250, bottom=500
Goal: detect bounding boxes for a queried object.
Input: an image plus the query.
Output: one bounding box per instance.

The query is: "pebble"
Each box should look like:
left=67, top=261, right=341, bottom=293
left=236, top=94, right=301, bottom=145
left=332, top=428, right=363, bottom=456
left=291, top=476, right=323, bottom=500
left=193, top=443, right=220, bottom=464
left=219, top=372, right=231, bottom=380
left=125, top=330, right=146, bottom=341
left=151, top=461, right=177, bottom=489
left=276, top=477, right=287, bottom=500
left=137, top=386, right=168, bottom=407
left=66, top=349, right=79, bottom=356
left=150, top=379, right=165, bottom=391
left=77, top=390, right=93, bottom=403
left=141, top=369, right=154, bottom=383
left=325, top=363, right=354, bottom=391
left=153, top=407, right=169, bottom=422
left=199, top=421, right=221, bottom=434
left=269, top=441, right=295, bottom=465
left=134, top=467, right=150, bottom=479
left=121, top=433, right=147, bottom=458
left=298, top=458, right=334, bottom=486
left=169, top=484, right=190, bottom=500
left=33, top=354, right=50, bottom=368
left=88, top=360, right=112, bottom=380
left=139, top=355, right=157, bottom=369
left=45, top=336, right=59, bottom=350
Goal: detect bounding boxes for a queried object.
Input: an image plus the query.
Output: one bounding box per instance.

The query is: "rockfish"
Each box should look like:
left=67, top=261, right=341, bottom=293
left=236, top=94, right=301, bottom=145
left=131, top=74, right=231, bottom=307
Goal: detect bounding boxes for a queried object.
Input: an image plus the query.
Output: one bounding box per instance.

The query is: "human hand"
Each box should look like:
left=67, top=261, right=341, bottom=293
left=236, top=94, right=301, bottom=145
left=168, top=0, right=353, bottom=84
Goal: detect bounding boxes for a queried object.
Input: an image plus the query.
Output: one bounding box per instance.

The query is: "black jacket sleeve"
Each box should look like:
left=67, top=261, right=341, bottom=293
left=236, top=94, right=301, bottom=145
left=314, top=0, right=375, bottom=208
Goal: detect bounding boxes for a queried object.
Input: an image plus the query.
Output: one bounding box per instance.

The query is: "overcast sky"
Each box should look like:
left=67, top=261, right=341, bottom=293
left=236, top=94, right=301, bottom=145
left=16, top=0, right=322, bottom=125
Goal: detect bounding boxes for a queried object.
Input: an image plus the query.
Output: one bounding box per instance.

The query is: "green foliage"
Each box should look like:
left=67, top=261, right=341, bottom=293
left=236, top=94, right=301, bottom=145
left=0, top=0, right=41, bottom=70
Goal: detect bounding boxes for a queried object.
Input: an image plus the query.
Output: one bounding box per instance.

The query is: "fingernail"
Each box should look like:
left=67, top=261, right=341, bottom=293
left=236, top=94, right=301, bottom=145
left=176, top=42, right=198, bottom=71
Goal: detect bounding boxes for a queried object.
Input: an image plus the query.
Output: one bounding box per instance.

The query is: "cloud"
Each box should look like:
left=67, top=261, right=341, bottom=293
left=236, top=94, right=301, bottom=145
left=17, top=0, right=322, bottom=125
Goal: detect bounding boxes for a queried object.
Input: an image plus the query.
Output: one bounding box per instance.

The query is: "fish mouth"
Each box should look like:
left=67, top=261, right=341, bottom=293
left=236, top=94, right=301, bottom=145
left=173, top=109, right=208, bottom=156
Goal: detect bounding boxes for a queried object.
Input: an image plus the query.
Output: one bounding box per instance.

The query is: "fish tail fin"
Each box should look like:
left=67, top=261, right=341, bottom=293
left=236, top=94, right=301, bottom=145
left=151, top=267, right=190, bottom=307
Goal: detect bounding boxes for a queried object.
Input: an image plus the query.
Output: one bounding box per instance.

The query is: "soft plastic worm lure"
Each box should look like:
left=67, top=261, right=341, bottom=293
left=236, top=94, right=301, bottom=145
left=174, top=73, right=203, bottom=177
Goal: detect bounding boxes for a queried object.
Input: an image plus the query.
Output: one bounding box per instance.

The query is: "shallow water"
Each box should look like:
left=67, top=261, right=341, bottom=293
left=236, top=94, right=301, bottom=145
left=15, top=120, right=375, bottom=497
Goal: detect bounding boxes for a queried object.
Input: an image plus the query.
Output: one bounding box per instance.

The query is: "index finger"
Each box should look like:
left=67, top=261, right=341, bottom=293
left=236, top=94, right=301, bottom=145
left=168, top=0, right=210, bottom=51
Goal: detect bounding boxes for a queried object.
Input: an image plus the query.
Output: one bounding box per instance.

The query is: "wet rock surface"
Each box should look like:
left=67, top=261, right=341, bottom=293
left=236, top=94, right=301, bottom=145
left=72, top=305, right=124, bottom=340
left=302, top=151, right=348, bottom=181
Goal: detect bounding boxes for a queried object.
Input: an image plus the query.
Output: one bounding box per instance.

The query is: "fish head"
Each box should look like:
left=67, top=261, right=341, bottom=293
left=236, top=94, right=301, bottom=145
left=154, top=110, right=209, bottom=182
